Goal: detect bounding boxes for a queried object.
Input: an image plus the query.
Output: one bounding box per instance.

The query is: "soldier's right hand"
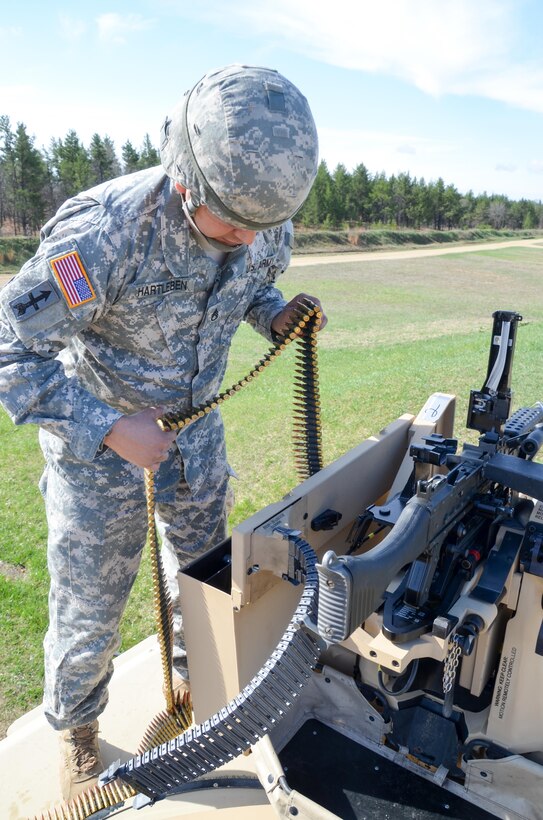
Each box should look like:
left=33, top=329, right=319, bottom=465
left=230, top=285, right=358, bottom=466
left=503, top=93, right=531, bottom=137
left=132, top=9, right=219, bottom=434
left=103, top=407, right=177, bottom=471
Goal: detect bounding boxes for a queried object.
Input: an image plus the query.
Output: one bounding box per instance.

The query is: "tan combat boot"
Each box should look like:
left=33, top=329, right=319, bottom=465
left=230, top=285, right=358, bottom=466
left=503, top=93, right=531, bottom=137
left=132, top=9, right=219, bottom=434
left=59, top=720, right=104, bottom=800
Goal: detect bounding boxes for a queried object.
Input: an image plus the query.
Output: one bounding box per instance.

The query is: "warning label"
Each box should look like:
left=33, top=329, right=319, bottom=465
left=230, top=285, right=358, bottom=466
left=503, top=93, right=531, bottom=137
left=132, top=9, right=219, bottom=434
left=493, top=646, right=517, bottom=719
left=531, top=502, right=543, bottom=525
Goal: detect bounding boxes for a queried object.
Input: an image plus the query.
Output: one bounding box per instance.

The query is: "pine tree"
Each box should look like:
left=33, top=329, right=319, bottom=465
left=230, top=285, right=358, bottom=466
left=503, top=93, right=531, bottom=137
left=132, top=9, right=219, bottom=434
left=392, top=172, right=415, bottom=228
left=138, top=134, right=159, bottom=169
left=0, top=119, right=46, bottom=234
left=121, top=140, right=140, bottom=174
left=0, top=115, right=16, bottom=231
left=296, top=161, right=333, bottom=227
left=370, top=173, right=393, bottom=225
left=103, top=136, right=121, bottom=179
left=89, top=134, right=120, bottom=184
left=13, top=123, right=47, bottom=234
left=349, top=163, right=371, bottom=224
left=329, top=164, right=350, bottom=227
left=51, top=130, right=92, bottom=199
left=428, top=178, right=446, bottom=230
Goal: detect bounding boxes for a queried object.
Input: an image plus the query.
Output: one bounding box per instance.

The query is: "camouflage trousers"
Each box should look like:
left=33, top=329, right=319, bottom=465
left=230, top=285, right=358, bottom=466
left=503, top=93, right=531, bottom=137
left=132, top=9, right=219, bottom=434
left=40, top=450, right=229, bottom=731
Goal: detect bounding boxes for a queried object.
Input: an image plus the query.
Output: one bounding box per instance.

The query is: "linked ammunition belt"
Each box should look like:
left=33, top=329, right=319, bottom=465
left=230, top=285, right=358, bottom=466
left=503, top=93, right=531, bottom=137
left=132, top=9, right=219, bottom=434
left=108, top=299, right=324, bottom=799
left=156, top=297, right=324, bottom=481
left=101, top=528, right=321, bottom=801
left=149, top=297, right=323, bottom=727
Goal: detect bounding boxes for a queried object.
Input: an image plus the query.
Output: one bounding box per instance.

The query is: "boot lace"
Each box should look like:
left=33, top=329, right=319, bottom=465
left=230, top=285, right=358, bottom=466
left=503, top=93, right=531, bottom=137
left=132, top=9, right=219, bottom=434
left=67, top=724, right=100, bottom=773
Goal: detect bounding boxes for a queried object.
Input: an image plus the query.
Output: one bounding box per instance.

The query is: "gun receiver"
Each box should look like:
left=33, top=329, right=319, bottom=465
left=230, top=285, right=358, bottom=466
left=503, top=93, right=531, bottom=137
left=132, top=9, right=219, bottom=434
left=317, top=310, right=543, bottom=644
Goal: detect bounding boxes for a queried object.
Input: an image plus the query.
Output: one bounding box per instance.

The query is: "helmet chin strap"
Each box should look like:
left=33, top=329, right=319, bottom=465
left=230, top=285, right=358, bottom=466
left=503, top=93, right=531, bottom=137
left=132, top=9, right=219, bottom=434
left=181, top=194, right=243, bottom=254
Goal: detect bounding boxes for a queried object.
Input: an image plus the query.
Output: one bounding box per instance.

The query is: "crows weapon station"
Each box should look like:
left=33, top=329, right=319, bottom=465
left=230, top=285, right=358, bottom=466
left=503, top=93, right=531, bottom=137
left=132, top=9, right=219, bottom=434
left=3, top=309, right=543, bottom=820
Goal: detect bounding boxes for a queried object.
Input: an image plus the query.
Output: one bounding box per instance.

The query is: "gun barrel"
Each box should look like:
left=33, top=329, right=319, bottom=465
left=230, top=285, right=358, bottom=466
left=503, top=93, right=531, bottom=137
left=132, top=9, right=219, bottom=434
left=484, top=451, right=543, bottom=500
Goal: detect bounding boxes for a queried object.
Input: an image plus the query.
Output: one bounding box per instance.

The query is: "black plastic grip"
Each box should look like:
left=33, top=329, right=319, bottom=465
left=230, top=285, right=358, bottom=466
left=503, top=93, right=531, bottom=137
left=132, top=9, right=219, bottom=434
left=520, top=425, right=543, bottom=459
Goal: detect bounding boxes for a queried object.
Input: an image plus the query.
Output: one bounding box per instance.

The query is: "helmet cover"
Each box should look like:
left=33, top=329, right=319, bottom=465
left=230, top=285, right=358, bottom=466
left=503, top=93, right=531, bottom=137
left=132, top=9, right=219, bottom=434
left=160, top=64, right=319, bottom=230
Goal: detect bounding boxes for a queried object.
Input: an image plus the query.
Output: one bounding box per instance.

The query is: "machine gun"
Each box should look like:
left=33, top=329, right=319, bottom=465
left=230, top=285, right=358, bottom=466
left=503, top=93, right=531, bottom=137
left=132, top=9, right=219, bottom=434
left=317, top=311, right=543, bottom=646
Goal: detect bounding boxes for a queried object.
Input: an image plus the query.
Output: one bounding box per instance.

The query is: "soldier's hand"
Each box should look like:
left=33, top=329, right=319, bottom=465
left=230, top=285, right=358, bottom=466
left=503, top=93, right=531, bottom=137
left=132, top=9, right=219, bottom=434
left=103, top=407, right=177, bottom=471
left=271, top=293, right=327, bottom=336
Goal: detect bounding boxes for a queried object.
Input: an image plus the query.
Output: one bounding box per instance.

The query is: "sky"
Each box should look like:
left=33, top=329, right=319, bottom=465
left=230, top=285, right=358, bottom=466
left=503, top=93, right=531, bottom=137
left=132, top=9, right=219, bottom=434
left=1, top=0, right=543, bottom=201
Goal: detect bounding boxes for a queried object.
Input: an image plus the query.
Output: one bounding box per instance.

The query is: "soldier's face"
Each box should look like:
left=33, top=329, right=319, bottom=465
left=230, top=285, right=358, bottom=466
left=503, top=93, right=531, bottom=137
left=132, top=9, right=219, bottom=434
left=175, top=183, right=256, bottom=246
left=194, top=205, right=257, bottom=247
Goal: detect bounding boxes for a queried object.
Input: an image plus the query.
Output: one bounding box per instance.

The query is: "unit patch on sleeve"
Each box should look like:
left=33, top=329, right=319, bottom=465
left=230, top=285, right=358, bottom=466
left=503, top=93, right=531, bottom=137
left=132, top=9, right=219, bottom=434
left=50, top=250, right=96, bottom=308
left=9, top=281, right=60, bottom=322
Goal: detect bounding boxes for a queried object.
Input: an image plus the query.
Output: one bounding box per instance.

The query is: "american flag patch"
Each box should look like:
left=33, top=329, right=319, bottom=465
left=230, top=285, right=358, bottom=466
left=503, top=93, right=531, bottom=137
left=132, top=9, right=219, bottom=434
left=50, top=251, right=96, bottom=308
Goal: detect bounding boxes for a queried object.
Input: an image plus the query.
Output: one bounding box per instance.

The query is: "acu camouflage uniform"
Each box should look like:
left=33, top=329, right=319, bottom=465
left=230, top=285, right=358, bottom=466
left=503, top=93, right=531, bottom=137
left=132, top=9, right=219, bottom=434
left=0, top=165, right=292, bottom=730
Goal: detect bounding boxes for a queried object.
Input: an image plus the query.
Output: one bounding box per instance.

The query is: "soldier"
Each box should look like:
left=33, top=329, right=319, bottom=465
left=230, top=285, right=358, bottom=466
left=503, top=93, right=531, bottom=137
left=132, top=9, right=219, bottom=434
left=0, top=65, right=324, bottom=799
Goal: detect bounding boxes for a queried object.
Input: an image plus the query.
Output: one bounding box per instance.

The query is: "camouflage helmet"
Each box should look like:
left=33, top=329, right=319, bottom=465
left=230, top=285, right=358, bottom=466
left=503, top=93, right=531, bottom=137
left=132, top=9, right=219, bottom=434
left=160, top=64, right=319, bottom=231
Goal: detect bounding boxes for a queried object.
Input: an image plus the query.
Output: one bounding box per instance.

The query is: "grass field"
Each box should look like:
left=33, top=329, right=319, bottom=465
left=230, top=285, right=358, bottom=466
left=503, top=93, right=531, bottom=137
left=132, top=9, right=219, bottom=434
left=1, top=244, right=543, bottom=736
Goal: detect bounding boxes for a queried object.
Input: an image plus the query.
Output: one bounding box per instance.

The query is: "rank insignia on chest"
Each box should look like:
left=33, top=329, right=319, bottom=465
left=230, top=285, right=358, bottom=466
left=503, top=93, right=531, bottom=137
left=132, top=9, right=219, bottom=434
left=49, top=250, right=96, bottom=308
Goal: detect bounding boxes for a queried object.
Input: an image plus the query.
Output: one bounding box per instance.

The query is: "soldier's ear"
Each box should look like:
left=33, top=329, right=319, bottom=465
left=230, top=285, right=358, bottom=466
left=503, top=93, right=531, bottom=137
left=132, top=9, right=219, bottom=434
left=174, top=182, right=188, bottom=196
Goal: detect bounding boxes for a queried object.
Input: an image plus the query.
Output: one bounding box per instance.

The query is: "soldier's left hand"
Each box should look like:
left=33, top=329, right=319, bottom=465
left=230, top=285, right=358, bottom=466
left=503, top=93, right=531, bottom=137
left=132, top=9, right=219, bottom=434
left=271, top=293, right=327, bottom=336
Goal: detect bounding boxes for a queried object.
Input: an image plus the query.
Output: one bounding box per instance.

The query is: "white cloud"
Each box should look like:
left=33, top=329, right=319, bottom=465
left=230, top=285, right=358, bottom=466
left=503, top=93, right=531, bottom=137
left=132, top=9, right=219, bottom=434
left=96, top=13, right=154, bottom=45
left=456, top=61, right=543, bottom=113
left=0, top=25, right=22, bottom=40
left=172, top=0, right=543, bottom=112
left=318, top=127, right=455, bottom=174
left=495, top=163, right=517, bottom=172
left=58, top=15, right=87, bottom=41
left=528, top=160, right=543, bottom=174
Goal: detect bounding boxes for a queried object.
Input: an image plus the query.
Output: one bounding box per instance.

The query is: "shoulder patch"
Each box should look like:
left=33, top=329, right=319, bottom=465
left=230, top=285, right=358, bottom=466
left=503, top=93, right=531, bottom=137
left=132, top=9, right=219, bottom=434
left=50, top=250, right=96, bottom=308
left=9, top=281, right=60, bottom=322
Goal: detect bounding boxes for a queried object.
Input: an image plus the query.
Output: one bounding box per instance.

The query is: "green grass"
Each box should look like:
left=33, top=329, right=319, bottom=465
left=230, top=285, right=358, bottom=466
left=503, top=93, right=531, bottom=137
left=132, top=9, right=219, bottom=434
left=1, top=244, right=543, bottom=735
left=0, top=237, right=40, bottom=276
left=0, top=415, right=48, bottom=731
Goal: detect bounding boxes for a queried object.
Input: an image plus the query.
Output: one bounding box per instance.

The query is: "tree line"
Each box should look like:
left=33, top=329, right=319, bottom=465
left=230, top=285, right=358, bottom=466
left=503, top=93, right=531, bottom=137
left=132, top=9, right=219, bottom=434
left=1, top=116, right=542, bottom=236
left=0, top=117, right=159, bottom=235
left=296, top=162, right=543, bottom=232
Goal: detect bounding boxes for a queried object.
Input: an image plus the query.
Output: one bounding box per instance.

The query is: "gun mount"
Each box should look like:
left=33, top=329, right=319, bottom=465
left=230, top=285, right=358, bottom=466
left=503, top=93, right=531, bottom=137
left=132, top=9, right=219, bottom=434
left=3, top=310, right=543, bottom=819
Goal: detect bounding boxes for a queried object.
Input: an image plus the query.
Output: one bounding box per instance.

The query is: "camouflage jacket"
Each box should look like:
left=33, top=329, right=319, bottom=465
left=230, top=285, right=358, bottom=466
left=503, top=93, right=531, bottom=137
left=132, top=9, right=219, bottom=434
left=0, top=167, right=290, bottom=494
